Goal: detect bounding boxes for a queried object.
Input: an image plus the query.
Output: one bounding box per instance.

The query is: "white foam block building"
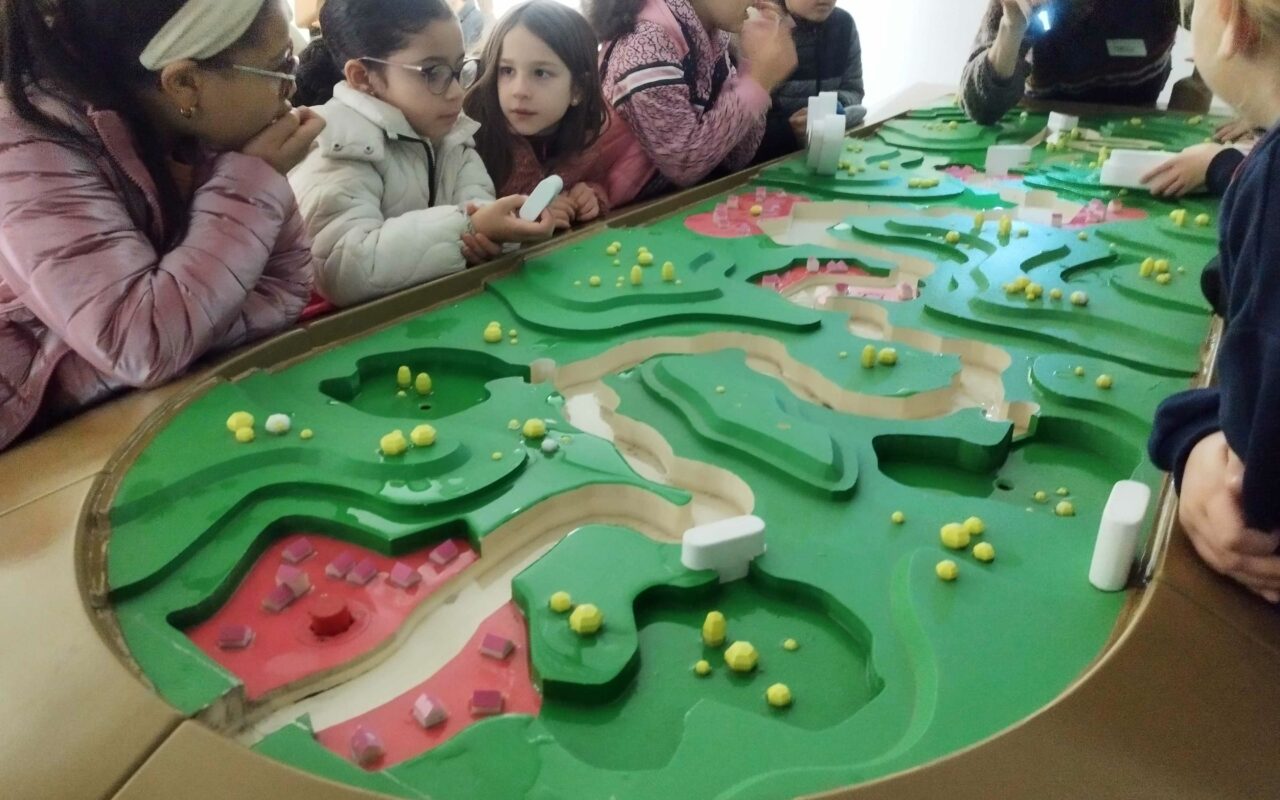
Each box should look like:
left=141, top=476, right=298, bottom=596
left=682, top=515, right=767, bottom=582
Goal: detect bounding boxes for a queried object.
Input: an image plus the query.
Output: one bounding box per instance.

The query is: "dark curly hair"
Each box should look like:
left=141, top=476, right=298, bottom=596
left=582, top=0, right=645, bottom=41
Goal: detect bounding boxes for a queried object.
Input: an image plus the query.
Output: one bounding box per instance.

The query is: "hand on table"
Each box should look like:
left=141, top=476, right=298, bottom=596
left=1179, top=432, right=1280, bottom=603
left=1214, top=117, right=1257, bottom=144
left=567, top=182, right=601, bottom=223
left=460, top=196, right=555, bottom=264
left=1141, top=142, right=1224, bottom=198
left=546, top=195, right=575, bottom=231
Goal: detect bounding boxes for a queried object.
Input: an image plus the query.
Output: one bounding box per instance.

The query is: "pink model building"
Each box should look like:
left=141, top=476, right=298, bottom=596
left=429, top=539, right=461, bottom=566
left=479, top=633, right=515, bottom=660
left=325, top=551, right=357, bottom=579
left=275, top=564, right=311, bottom=597
left=346, top=558, right=379, bottom=586
left=805, top=256, right=820, bottom=273
left=411, top=694, right=448, bottom=728
left=470, top=689, right=504, bottom=717
left=387, top=561, right=421, bottom=590
left=261, top=583, right=296, bottom=613
left=280, top=537, right=314, bottom=564
left=350, top=726, right=385, bottom=767
left=755, top=187, right=767, bottom=202
left=761, top=275, right=783, bottom=290
left=216, top=624, right=254, bottom=650
left=828, top=260, right=850, bottom=274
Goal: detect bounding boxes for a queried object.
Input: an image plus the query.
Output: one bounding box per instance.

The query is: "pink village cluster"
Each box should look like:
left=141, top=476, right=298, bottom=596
left=1069, top=198, right=1128, bottom=227
left=685, top=188, right=809, bottom=239
left=215, top=536, right=465, bottom=651
left=758, top=258, right=917, bottom=303
left=346, top=626, right=518, bottom=769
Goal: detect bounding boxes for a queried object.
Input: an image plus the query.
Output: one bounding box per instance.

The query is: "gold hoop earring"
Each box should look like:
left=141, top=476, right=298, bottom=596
left=179, top=106, right=196, bottom=119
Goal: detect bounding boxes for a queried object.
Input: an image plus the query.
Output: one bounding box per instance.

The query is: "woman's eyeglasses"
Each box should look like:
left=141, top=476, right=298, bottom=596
left=359, top=57, right=482, bottom=95
left=232, top=54, right=300, bottom=99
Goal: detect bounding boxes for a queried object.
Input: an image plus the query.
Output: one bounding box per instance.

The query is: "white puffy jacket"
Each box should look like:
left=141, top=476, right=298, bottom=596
left=290, top=82, right=495, bottom=307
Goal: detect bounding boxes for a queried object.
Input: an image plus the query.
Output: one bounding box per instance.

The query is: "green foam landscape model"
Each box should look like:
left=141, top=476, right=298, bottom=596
left=107, top=100, right=1220, bottom=799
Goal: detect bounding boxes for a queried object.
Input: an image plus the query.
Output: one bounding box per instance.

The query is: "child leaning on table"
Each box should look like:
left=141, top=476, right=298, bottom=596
left=1148, top=0, right=1280, bottom=602
left=751, top=0, right=866, bottom=164
left=0, top=0, right=320, bottom=452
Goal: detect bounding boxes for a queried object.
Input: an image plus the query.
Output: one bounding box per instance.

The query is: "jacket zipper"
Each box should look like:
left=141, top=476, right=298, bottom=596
left=424, top=140, right=437, bottom=208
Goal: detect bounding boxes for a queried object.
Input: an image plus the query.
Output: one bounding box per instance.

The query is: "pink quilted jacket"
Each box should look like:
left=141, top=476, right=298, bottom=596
left=0, top=89, right=314, bottom=451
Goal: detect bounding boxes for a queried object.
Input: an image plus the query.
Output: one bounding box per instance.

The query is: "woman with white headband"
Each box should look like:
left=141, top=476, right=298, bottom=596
left=0, top=0, right=324, bottom=451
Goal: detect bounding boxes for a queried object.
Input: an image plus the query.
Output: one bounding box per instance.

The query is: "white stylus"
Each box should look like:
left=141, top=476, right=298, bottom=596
left=520, top=175, right=564, bottom=222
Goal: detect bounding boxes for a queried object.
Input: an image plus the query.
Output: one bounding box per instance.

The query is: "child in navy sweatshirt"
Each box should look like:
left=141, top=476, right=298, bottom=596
left=1148, top=0, right=1280, bottom=603
left=751, top=0, right=865, bottom=164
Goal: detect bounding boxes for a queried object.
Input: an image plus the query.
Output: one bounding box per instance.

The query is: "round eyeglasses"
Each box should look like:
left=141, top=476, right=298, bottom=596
left=359, top=57, right=482, bottom=95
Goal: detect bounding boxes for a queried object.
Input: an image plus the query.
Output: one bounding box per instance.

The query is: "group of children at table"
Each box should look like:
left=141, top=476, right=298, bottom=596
left=0, top=0, right=1277, bottom=604
left=0, top=0, right=860, bottom=444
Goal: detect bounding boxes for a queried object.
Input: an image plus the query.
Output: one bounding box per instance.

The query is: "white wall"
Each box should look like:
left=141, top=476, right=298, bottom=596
left=292, top=0, right=1205, bottom=111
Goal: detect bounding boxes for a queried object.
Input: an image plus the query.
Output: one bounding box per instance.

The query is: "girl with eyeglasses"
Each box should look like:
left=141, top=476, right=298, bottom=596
left=0, top=0, right=322, bottom=452
left=291, top=0, right=555, bottom=308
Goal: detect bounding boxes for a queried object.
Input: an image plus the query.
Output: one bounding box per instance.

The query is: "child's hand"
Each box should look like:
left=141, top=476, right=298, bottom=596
left=1180, top=432, right=1280, bottom=603
left=789, top=109, right=809, bottom=144
left=547, top=195, right=575, bottom=231
left=567, top=183, right=601, bottom=223
left=460, top=231, right=502, bottom=265
left=467, top=196, right=556, bottom=245
left=1000, top=0, right=1051, bottom=33
left=1214, top=117, right=1256, bottom=143
left=1141, top=143, right=1224, bottom=198
left=740, top=8, right=798, bottom=94
left=241, top=107, right=326, bottom=176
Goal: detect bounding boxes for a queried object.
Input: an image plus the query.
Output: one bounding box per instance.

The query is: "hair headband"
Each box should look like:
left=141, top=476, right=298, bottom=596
left=139, top=0, right=263, bottom=70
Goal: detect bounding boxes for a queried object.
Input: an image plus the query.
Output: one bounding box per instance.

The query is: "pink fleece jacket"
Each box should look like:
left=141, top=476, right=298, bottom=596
left=599, top=0, right=770, bottom=205
left=0, top=89, right=313, bottom=451
left=498, top=131, right=613, bottom=216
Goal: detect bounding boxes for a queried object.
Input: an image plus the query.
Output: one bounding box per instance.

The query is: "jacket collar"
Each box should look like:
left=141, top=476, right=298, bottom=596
left=86, top=107, right=166, bottom=241
left=330, top=82, right=481, bottom=146
left=332, top=81, right=423, bottom=142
